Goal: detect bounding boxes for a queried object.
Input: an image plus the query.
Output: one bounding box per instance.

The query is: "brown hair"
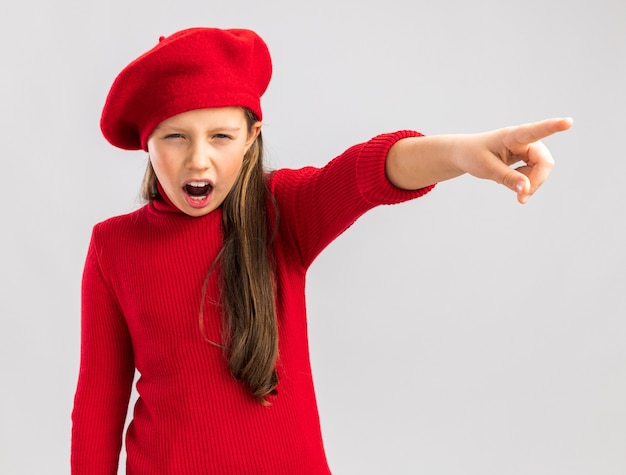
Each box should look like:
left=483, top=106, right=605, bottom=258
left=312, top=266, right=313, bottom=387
left=141, top=108, right=279, bottom=403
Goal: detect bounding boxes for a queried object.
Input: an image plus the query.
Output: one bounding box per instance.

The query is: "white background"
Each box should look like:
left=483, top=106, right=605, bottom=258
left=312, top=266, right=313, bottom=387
left=1, top=0, right=625, bottom=473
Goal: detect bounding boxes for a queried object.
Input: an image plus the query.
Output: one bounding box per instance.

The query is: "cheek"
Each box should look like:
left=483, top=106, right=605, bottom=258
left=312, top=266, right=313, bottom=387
left=222, top=153, right=246, bottom=183
left=149, top=154, right=175, bottom=182
left=149, top=160, right=164, bottom=184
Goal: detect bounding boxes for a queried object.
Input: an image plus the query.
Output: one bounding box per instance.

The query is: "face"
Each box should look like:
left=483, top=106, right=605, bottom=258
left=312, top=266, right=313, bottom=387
left=147, top=107, right=261, bottom=217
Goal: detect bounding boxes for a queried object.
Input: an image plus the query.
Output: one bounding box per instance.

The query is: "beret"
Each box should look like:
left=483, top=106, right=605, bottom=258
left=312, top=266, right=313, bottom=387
left=100, top=27, right=272, bottom=151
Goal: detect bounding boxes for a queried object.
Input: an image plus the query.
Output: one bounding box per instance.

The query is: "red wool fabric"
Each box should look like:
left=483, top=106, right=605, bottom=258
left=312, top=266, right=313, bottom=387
left=71, top=131, right=435, bottom=474
left=100, top=27, right=272, bottom=151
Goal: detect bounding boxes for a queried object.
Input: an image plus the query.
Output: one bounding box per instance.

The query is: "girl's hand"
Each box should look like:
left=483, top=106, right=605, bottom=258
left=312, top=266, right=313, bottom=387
left=453, top=118, right=573, bottom=204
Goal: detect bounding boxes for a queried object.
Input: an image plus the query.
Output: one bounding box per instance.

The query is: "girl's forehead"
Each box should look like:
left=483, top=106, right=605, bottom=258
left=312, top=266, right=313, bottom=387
left=158, top=107, right=247, bottom=127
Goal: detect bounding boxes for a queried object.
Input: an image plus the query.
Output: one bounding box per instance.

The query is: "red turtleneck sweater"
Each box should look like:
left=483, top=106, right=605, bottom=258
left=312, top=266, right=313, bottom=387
left=71, top=131, right=434, bottom=474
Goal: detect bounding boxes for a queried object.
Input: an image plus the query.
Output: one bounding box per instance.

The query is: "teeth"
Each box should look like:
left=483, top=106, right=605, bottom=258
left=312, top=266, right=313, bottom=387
left=188, top=181, right=209, bottom=187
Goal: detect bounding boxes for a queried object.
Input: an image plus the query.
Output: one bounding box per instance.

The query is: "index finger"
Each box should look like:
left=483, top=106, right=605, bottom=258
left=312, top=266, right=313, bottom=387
left=505, top=117, right=573, bottom=152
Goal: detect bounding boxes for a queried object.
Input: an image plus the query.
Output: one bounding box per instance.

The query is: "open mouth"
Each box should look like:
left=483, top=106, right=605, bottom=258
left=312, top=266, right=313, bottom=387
left=184, top=181, right=213, bottom=199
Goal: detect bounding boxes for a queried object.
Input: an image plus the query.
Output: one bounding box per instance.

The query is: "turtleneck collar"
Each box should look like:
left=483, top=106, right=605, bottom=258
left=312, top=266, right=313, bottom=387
left=150, top=182, right=184, bottom=214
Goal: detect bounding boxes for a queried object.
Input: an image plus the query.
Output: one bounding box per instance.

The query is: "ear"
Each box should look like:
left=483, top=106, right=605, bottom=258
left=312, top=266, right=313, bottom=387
left=245, top=121, right=262, bottom=149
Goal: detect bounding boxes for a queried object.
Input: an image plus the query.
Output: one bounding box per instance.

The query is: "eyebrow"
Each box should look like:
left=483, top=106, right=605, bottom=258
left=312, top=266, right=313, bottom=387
left=154, top=124, right=243, bottom=131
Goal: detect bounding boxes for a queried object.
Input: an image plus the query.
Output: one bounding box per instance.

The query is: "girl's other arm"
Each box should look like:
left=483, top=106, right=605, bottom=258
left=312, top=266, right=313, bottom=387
left=385, top=118, right=573, bottom=204
left=71, top=234, right=135, bottom=474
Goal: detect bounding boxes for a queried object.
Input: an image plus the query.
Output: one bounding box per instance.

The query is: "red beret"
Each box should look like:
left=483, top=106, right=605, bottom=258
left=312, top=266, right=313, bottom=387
left=100, top=27, right=272, bottom=151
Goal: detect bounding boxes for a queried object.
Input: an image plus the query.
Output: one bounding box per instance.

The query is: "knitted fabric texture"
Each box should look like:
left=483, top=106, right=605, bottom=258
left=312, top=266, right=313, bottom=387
left=71, top=131, right=435, bottom=474
left=100, top=27, right=272, bottom=151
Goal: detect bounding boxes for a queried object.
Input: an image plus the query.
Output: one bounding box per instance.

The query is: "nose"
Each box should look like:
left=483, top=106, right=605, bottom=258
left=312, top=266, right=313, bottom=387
left=186, top=140, right=211, bottom=171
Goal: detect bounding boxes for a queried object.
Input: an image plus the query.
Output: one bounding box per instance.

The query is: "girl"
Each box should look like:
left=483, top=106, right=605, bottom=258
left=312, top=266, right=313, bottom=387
left=71, top=27, right=572, bottom=474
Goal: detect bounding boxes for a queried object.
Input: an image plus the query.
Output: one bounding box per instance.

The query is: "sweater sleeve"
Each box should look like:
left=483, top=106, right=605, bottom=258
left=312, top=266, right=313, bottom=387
left=71, top=226, right=135, bottom=474
left=269, top=130, right=435, bottom=269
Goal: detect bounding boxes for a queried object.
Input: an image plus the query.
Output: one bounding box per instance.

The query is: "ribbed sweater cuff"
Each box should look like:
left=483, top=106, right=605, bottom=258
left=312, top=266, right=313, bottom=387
left=356, top=130, right=436, bottom=204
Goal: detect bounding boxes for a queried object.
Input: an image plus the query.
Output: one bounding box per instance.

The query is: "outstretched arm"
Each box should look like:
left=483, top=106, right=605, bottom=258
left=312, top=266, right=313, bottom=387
left=385, top=118, right=573, bottom=204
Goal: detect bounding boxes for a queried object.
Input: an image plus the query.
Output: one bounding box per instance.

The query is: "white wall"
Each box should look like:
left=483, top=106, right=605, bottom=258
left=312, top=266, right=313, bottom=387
left=1, top=0, right=624, bottom=473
